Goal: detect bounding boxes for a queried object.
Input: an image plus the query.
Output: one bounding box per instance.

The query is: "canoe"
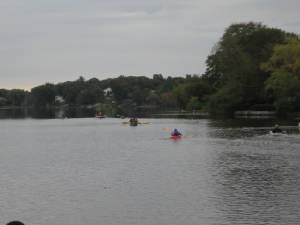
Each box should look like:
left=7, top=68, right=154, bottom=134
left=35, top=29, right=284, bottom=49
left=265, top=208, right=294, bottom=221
left=170, top=135, right=181, bottom=139
left=129, top=121, right=138, bottom=126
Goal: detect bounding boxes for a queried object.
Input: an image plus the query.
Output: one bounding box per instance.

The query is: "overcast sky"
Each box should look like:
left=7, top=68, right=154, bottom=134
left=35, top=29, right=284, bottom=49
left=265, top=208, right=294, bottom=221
left=0, top=0, right=299, bottom=89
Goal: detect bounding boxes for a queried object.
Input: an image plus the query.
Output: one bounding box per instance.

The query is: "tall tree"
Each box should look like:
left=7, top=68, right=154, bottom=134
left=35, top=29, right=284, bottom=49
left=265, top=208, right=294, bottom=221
left=31, top=83, right=56, bottom=107
left=203, top=22, right=286, bottom=115
left=261, top=36, right=300, bottom=115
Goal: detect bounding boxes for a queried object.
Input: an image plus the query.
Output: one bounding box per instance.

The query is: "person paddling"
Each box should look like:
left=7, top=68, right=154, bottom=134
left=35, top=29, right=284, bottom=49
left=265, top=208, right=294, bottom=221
left=272, top=124, right=282, bottom=133
left=171, top=128, right=182, bottom=136
left=129, top=117, right=138, bottom=123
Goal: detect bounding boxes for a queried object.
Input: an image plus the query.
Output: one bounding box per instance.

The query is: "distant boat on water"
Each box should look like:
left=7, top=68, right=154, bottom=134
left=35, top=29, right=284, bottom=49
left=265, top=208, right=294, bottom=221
left=95, top=112, right=105, bottom=119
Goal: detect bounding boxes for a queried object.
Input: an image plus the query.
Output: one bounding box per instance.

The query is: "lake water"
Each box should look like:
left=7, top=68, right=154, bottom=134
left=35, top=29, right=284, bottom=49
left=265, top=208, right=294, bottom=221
left=0, top=118, right=299, bottom=225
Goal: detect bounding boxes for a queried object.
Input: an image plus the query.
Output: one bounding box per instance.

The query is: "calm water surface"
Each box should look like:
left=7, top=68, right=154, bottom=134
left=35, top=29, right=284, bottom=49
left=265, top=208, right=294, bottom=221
left=0, top=118, right=299, bottom=225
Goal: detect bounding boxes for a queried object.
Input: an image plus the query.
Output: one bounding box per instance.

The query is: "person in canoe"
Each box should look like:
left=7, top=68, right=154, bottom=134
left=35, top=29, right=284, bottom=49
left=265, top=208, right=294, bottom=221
left=129, top=117, right=138, bottom=123
left=272, top=124, right=282, bottom=133
left=171, top=128, right=182, bottom=137
left=129, top=117, right=138, bottom=126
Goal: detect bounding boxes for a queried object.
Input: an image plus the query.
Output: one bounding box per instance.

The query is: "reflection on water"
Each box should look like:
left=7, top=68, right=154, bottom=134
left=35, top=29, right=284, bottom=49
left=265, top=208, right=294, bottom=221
left=0, top=107, right=97, bottom=119
left=0, top=118, right=298, bottom=225
left=208, top=118, right=300, bottom=138
left=0, top=108, right=31, bottom=119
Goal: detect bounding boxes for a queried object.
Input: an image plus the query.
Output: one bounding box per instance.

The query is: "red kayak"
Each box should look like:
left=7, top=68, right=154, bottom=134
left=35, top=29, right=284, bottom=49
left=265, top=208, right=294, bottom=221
left=170, top=135, right=181, bottom=139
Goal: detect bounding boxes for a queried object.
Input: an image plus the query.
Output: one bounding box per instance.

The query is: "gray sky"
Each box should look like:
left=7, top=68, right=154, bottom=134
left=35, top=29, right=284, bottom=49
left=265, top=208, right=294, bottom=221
left=1, top=0, right=299, bottom=90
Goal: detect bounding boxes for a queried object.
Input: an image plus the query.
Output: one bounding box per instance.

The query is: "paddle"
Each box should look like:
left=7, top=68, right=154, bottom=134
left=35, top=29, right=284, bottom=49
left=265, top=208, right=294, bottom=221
left=138, top=122, right=150, bottom=125
left=122, top=121, right=151, bottom=125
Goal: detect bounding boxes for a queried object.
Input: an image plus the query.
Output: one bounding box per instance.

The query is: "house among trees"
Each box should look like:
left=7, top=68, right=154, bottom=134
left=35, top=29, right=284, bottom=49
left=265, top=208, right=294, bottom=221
left=55, top=95, right=65, bottom=104
left=104, top=88, right=113, bottom=97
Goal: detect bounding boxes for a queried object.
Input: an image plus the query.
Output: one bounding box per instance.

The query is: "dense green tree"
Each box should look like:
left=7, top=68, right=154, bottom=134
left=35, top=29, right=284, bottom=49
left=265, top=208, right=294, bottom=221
left=172, top=76, right=212, bottom=110
left=76, top=86, right=104, bottom=105
left=56, top=77, right=88, bottom=105
left=8, top=89, right=26, bottom=106
left=203, top=22, right=287, bottom=115
left=160, top=92, right=176, bottom=108
left=0, top=89, right=30, bottom=107
left=31, top=83, right=56, bottom=107
left=146, top=91, right=161, bottom=105
left=184, top=79, right=212, bottom=102
left=261, top=36, right=300, bottom=115
left=207, top=83, right=243, bottom=116
left=0, top=89, right=9, bottom=106
left=173, top=84, right=189, bottom=109
left=186, top=97, right=202, bottom=111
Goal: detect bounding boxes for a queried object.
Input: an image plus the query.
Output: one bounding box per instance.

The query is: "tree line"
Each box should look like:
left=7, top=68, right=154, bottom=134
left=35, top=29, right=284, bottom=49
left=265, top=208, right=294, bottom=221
left=0, top=22, right=299, bottom=117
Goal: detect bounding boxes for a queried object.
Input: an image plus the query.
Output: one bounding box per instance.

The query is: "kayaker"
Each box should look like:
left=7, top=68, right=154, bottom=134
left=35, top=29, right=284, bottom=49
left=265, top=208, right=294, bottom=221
left=129, top=117, right=138, bottom=123
left=272, top=124, right=282, bottom=133
left=171, top=128, right=182, bottom=136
